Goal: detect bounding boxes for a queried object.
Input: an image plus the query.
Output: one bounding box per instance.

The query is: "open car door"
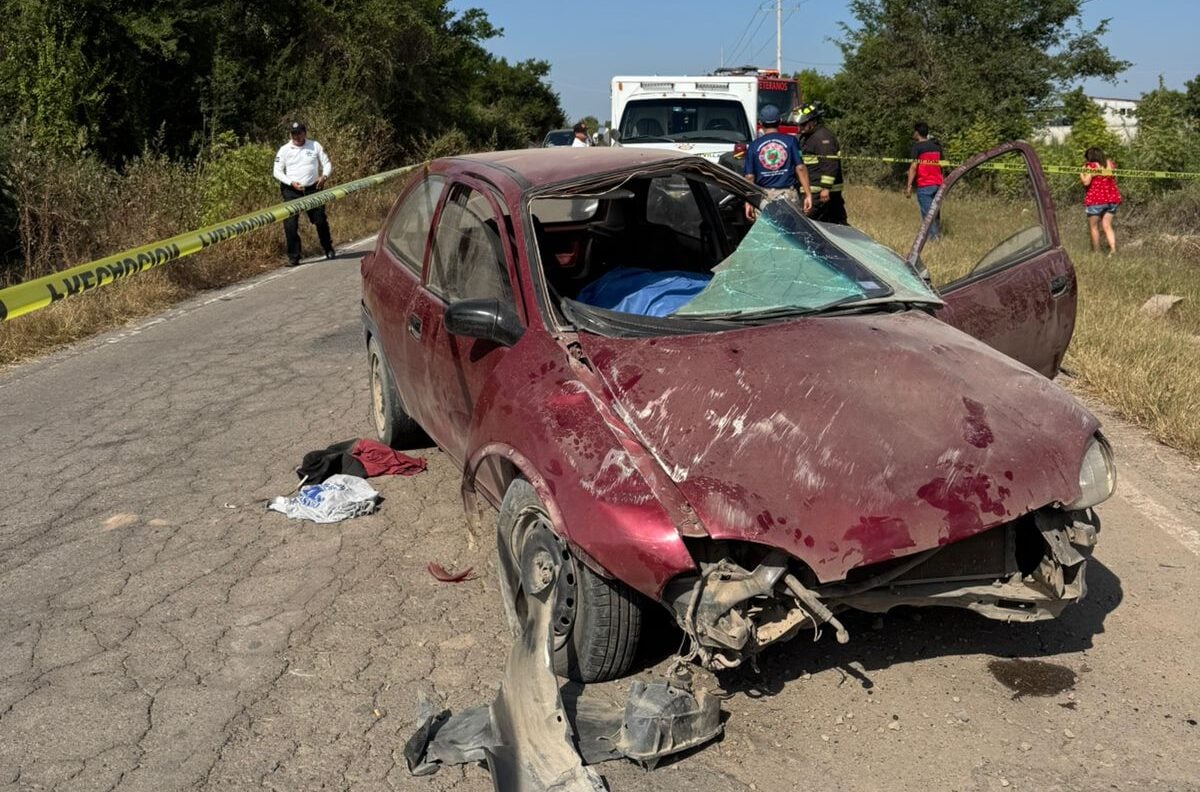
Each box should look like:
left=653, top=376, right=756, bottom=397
left=906, top=141, right=1076, bottom=378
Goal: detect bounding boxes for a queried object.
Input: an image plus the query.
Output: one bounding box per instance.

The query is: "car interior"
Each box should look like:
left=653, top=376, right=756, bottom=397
left=529, top=172, right=753, bottom=314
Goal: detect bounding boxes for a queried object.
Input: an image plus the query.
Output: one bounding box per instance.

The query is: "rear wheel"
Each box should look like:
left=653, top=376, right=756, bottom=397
left=367, top=336, right=423, bottom=447
left=497, top=479, right=643, bottom=682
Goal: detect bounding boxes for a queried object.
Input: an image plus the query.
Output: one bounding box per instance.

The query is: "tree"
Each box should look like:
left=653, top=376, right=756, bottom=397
left=1129, top=79, right=1196, bottom=175
left=832, top=1, right=1129, bottom=154
left=580, top=116, right=600, bottom=136
left=0, top=1, right=116, bottom=153
left=793, top=68, right=836, bottom=107
left=470, top=57, right=566, bottom=148
left=1060, top=87, right=1095, bottom=126
left=1066, top=95, right=1119, bottom=156
left=1182, top=74, right=1200, bottom=124
left=0, top=0, right=566, bottom=162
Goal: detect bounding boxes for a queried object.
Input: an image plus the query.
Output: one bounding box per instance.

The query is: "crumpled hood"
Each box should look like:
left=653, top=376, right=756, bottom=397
left=579, top=310, right=1099, bottom=583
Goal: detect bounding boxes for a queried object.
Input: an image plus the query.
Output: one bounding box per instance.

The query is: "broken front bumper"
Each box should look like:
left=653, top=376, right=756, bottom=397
left=836, top=508, right=1099, bottom=622
left=665, top=507, right=1100, bottom=671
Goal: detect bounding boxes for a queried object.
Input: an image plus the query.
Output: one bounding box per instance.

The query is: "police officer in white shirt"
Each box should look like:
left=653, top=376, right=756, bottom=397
left=273, top=121, right=335, bottom=265
left=571, top=121, right=589, bottom=147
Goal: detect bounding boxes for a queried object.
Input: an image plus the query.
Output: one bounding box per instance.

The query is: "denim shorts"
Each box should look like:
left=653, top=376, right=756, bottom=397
left=1085, top=203, right=1119, bottom=216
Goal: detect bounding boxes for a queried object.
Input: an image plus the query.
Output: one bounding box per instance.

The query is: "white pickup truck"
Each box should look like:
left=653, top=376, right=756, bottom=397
left=608, top=75, right=757, bottom=163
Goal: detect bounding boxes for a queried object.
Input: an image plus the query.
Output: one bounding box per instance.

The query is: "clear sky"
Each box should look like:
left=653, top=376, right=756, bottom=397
left=462, top=0, right=1198, bottom=123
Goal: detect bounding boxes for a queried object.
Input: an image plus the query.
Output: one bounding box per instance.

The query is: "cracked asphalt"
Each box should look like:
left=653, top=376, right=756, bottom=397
left=1, top=243, right=1198, bottom=791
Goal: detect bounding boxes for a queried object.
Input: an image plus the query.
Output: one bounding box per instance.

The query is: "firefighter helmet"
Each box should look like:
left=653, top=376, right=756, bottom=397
left=793, top=103, right=824, bottom=125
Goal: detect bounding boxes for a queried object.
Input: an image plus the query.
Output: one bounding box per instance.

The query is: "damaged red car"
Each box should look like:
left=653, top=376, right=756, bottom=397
left=360, top=143, right=1115, bottom=683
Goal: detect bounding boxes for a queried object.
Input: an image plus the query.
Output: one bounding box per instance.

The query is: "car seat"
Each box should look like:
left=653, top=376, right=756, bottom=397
left=532, top=215, right=594, bottom=299
left=634, top=118, right=665, bottom=137
left=705, top=117, right=734, bottom=131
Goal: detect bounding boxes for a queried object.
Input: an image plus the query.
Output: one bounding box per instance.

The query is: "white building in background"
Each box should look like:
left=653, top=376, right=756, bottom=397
left=1039, top=96, right=1140, bottom=144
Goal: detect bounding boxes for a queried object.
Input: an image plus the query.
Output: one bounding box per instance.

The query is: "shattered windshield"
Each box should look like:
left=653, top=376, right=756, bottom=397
left=673, top=200, right=939, bottom=318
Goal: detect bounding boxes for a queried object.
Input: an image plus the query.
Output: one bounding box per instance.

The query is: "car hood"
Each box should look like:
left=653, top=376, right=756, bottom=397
left=578, top=310, right=1099, bottom=583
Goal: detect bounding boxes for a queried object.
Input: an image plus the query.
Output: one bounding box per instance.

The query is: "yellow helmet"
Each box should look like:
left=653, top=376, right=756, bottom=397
left=794, top=103, right=823, bottom=125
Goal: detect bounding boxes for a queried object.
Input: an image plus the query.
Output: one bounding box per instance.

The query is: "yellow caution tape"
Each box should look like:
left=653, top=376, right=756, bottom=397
left=0, top=164, right=419, bottom=322
left=825, top=154, right=1200, bottom=180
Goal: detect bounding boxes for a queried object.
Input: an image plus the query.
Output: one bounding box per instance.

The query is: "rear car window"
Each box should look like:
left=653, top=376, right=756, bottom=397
left=385, top=175, right=444, bottom=273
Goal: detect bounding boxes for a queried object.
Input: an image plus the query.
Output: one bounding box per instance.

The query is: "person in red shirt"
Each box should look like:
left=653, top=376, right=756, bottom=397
left=1080, top=146, right=1121, bottom=255
left=904, top=122, right=945, bottom=239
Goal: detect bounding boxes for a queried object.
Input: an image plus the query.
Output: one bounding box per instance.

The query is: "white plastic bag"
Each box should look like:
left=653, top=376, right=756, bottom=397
left=268, top=474, right=379, bottom=523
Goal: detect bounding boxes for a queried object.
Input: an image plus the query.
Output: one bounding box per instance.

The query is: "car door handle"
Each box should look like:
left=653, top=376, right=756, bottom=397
left=1049, top=274, right=1070, bottom=298
left=408, top=314, right=422, bottom=339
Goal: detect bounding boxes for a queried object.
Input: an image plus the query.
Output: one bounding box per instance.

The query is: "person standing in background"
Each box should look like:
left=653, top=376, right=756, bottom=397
left=273, top=121, right=335, bottom=266
left=743, top=105, right=813, bottom=220
left=571, top=121, right=589, bottom=147
left=1081, top=146, right=1121, bottom=255
left=904, top=122, right=945, bottom=239
left=794, top=103, right=847, bottom=225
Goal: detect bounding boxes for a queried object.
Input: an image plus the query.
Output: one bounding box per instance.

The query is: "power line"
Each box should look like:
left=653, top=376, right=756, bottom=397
left=733, top=12, right=772, bottom=65
left=724, top=4, right=766, bottom=67
left=747, top=14, right=782, bottom=66
left=740, top=4, right=802, bottom=70
left=729, top=5, right=773, bottom=65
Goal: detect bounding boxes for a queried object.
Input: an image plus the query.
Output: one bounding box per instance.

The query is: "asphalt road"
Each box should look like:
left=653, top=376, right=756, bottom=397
left=1, top=244, right=1198, bottom=792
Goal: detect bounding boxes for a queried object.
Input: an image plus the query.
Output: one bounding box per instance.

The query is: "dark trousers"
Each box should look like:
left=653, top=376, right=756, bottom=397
left=808, top=191, right=848, bottom=225
left=281, top=184, right=333, bottom=263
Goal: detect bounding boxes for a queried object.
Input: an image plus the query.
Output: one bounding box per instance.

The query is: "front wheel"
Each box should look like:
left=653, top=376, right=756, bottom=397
left=367, top=336, right=424, bottom=448
left=496, top=479, right=643, bottom=682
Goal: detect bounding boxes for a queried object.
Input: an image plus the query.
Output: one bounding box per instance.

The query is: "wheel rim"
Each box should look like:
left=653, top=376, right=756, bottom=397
left=369, top=352, right=386, bottom=436
left=507, top=506, right=578, bottom=650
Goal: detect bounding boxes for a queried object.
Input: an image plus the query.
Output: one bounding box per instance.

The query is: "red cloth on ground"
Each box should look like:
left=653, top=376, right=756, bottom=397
left=351, top=439, right=427, bottom=477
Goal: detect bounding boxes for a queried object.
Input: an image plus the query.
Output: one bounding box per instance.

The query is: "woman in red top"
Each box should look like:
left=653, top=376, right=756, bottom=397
left=1080, top=146, right=1121, bottom=254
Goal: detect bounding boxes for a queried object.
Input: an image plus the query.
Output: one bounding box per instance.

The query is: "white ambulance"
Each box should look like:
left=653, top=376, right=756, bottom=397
left=608, top=75, right=757, bottom=163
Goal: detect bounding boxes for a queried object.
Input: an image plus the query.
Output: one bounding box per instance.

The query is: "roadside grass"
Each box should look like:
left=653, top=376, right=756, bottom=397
left=849, top=182, right=1200, bottom=457
left=0, top=187, right=395, bottom=366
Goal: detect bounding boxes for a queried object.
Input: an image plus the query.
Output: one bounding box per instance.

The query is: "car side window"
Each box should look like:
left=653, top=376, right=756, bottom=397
left=427, top=185, right=514, bottom=304
left=384, top=174, right=445, bottom=273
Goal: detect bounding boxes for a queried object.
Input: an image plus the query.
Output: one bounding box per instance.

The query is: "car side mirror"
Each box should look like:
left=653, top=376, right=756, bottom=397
left=444, top=298, right=524, bottom=347
left=608, top=129, right=619, bottom=144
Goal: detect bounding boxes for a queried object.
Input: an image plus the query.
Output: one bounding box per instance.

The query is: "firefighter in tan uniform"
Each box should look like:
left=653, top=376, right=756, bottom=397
left=794, top=104, right=847, bottom=225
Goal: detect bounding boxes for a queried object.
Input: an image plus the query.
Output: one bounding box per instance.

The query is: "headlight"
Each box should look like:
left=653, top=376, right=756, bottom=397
left=1065, top=434, right=1116, bottom=510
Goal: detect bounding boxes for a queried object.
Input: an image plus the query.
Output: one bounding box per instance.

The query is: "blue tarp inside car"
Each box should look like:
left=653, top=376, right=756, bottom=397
left=577, top=267, right=712, bottom=318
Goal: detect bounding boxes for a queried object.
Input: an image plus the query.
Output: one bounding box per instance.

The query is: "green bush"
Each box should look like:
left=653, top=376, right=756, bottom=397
left=943, top=118, right=1005, bottom=165
left=199, top=134, right=276, bottom=225
left=3, top=130, right=117, bottom=283
left=407, top=127, right=472, bottom=161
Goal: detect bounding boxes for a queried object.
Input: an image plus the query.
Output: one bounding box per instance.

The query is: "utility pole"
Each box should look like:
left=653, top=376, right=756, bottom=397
left=776, top=0, right=782, bottom=73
